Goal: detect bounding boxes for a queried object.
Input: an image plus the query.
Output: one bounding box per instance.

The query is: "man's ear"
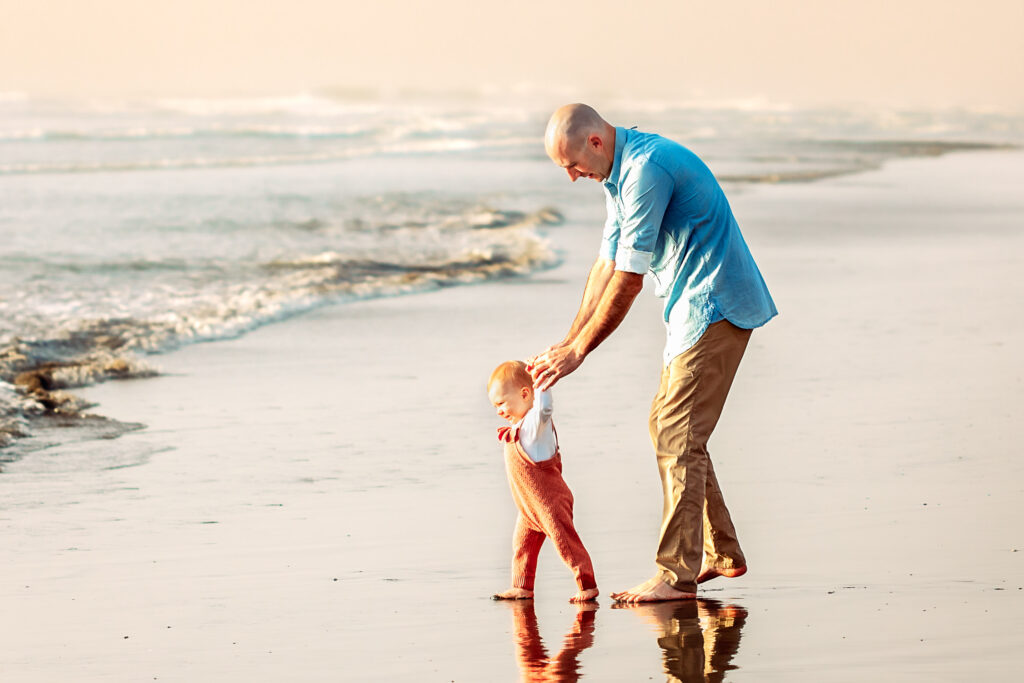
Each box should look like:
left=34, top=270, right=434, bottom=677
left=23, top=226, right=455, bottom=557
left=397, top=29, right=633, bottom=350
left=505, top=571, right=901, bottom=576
left=589, top=134, right=603, bottom=150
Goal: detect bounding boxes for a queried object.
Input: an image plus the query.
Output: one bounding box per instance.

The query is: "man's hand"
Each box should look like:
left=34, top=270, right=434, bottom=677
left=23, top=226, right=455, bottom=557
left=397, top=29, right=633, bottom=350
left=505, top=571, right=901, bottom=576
left=527, top=339, right=570, bottom=368
left=527, top=268, right=642, bottom=391
left=528, top=343, right=585, bottom=391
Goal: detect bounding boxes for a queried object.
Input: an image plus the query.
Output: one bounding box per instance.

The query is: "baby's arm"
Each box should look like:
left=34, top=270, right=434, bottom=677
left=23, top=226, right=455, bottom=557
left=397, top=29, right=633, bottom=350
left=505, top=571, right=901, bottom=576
left=518, top=389, right=555, bottom=461
left=522, top=389, right=553, bottom=432
left=535, top=388, right=553, bottom=422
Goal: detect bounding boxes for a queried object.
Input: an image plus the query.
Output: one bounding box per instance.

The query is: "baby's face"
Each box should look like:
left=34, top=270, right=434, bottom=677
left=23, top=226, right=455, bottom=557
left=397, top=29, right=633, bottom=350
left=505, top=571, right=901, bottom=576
left=488, top=381, right=533, bottom=423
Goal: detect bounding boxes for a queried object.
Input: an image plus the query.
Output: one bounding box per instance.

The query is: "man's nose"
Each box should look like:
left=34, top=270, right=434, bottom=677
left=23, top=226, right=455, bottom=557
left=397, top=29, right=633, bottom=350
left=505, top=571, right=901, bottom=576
left=566, top=167, right=579, bottom=182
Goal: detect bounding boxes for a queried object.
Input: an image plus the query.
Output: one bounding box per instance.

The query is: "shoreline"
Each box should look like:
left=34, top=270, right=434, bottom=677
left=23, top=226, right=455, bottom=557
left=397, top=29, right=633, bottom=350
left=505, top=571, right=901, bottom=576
left=2, top=148, right=1023, bottom=680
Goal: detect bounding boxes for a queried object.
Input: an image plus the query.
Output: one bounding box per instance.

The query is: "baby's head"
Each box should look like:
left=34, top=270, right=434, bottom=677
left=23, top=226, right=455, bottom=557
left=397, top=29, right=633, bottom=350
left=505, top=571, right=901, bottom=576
left=487, top=360, right=535, bottom=423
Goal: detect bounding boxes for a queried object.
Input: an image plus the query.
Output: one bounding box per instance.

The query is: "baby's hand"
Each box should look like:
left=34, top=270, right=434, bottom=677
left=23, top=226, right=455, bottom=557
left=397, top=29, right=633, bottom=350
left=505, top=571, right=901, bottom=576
left=496, top=426, right=514, bottom=443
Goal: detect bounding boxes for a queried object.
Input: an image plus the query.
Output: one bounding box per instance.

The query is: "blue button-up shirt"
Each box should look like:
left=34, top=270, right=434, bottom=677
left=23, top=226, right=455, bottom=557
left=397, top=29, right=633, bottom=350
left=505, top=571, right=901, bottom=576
left=600, top=126, right=777, bottom=365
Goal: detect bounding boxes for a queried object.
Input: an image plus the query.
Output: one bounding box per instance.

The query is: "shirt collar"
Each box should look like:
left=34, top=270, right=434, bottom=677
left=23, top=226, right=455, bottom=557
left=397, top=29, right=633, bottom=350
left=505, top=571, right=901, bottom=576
left=603, top=126, right=628, bottom=189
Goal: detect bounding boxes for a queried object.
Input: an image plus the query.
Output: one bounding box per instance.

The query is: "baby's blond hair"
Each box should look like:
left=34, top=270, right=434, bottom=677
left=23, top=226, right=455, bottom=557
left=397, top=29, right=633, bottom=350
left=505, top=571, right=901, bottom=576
left=488, top=360, right=532, bottom=391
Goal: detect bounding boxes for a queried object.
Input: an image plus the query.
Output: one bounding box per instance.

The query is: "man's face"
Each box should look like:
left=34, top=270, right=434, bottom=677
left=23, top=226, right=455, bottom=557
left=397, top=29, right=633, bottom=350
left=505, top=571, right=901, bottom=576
left=548, top=134, right=611, bottom=183
left=488, top=382, right=533, bottom=423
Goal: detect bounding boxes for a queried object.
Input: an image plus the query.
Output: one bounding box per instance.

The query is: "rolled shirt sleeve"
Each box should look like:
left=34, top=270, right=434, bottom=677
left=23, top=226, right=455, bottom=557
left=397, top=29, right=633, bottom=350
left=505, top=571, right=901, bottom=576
left=614, top=160, right=673, bottom=274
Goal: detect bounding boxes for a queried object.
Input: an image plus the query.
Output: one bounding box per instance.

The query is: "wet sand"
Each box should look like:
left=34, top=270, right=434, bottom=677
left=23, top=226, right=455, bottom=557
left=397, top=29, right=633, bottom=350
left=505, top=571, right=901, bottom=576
left=2, top=150, right=1023, bottom=681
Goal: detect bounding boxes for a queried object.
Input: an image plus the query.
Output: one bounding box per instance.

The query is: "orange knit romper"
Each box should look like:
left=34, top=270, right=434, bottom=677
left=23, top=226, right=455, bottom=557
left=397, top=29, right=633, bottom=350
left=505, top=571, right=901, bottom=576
left=502, top=426, right=596, bottom=592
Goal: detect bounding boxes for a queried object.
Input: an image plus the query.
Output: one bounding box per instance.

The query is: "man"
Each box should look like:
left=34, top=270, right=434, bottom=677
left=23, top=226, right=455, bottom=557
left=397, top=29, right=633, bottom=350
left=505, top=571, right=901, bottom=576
left=529, top=104, right=776, bottom=603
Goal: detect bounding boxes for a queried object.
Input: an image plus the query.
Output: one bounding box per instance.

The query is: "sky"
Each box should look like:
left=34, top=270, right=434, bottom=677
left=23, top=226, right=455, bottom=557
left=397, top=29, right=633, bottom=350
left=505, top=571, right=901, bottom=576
left=2, top=0, right=1023, bottom=109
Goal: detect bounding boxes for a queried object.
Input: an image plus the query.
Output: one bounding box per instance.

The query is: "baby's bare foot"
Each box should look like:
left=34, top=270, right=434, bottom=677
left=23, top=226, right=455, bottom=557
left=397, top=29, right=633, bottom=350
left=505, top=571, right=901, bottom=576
left=492, top=587, right=534, bottom=600
left=569, top=587, right=599, bottom=603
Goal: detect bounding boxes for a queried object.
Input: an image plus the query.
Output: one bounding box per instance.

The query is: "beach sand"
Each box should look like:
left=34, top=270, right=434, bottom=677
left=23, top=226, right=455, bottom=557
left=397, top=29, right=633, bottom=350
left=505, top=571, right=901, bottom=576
left=3, top=150, right=1023, bottom=681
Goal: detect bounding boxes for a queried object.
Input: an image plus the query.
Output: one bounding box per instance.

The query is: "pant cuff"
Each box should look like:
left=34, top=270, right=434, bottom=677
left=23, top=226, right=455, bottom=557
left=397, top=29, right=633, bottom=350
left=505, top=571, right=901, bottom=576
left=659, top=570, right=697, bottom=594
left=707, top=558, right=742, bottom=571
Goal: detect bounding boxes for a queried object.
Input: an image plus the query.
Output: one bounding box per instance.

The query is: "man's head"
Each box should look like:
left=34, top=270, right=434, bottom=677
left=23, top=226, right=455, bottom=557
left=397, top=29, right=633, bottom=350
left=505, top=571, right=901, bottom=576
left=544, top=103, right=616, bottom=183
left=487, top=360, right=535, bottom=423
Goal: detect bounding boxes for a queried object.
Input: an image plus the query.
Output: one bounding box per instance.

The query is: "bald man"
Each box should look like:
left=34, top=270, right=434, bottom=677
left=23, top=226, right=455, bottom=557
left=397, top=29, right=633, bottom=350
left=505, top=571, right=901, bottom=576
left=529, top=104, right=777, bottom=603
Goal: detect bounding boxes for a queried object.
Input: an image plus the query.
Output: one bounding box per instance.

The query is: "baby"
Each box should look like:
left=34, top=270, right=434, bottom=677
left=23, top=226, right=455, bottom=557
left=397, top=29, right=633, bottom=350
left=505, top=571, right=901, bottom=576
left=487, top=360, right=598, bottom=603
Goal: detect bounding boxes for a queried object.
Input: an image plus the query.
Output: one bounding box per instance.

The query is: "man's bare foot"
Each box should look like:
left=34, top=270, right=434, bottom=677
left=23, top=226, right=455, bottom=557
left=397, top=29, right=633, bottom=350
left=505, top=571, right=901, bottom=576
left=611, top=577, right=696, bottom=603
left=609, top=576, right=660, bottom=601
left=696, top=565, right=747, bottom=584
left=570, top=588, right=599, bottom=603
left=492, top=587, right=534, bottom=600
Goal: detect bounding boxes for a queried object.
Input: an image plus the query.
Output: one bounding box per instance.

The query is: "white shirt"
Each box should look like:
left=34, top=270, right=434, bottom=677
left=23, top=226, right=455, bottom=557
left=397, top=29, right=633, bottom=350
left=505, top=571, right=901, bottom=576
left=515, top=389, right=557, bottom=462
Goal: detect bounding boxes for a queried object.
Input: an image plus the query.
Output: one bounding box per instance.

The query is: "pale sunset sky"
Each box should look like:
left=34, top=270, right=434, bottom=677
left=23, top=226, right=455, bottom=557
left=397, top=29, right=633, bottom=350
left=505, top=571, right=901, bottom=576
left=2, top=0, right=1022, bottom=109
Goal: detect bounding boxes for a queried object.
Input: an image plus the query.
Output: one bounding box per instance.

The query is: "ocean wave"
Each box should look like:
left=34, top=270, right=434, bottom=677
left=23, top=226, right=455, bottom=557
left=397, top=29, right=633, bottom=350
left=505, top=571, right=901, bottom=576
left=0, top=135, right=534, bottom=176
left=13, top=257, right=196, bottom=274
left=0, top=347, right=155, bottom=454
left=0, top=123, right=375, bottom=143
left=0, top=150, right=369, bottom=175
left=0, top=207, right=562, bottom=455
left=718, top=168, right=867, bottom=184
left=716, top=140, right=1012, bottom=184
left=0, top=381, right=41, bottom=449
left=154, top=93, right=379, bottom=117
left=822, top=139, right=1011, bottom=155
left=615, top=96, right=798, bottom=114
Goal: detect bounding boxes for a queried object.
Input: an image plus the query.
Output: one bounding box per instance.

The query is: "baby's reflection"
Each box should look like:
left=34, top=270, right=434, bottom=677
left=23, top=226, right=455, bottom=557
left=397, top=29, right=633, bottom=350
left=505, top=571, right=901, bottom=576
left=616, top=598, right=747, bottom=683
left=500, top=601, right=597, bottom=682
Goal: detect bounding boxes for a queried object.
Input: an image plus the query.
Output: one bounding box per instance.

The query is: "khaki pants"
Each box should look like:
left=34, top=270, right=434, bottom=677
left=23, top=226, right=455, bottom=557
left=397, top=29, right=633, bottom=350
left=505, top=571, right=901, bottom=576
left=649, top=320, right=750, bottom=593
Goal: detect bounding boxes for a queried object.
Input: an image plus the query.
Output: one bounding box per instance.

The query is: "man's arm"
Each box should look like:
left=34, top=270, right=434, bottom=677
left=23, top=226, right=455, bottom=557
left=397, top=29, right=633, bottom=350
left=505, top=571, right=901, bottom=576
left=563, top=257, right=616, bottom=344
left=531, top=270, right=643, bottom=390
left=527, top=257, right=613, bottom=369
left=572, top=270, right=644, bottom=356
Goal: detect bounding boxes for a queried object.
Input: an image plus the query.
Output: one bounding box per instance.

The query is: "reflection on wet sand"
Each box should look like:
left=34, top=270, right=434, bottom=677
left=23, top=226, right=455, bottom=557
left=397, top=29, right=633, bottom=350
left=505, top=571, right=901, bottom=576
left=498, top=598, right=745, bottom=682
left=500, top=601, right=597, bottom=682
left=616, top=599, right=747, bottom=683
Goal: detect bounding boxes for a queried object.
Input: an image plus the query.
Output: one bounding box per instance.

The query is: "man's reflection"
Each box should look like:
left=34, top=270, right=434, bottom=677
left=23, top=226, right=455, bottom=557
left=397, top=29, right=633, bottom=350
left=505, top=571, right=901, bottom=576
left=500, top=601, right=597, bottom=682
left=616, top=598, right=747, bottom=683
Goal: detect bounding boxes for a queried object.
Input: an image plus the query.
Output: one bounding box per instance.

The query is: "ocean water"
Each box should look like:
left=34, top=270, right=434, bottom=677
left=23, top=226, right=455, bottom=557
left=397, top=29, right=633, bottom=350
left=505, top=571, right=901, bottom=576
left=0, top=92, right=1019, bottom=456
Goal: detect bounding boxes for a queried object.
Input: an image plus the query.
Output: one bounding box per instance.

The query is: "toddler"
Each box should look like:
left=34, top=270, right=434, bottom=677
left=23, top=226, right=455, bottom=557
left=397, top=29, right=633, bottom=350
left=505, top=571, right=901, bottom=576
left=487, top=360, right=598, bottom=603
